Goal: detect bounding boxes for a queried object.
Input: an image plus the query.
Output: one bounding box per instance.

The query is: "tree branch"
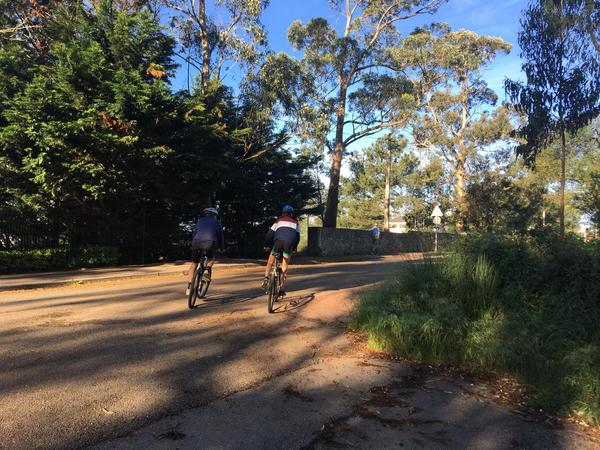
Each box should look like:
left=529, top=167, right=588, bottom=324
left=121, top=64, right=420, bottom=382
left=344, top=119, right=405, bottom=146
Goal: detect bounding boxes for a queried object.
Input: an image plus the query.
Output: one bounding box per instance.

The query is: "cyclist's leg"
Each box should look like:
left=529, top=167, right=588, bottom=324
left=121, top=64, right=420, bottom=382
left=204, top=240, right=216, bottom=268
left=280, top=256, right=291, bottom=290
left=205, top=257, right=215, bottom=281
left=197, top=241, right=216, bottom=281
left=189, top=247, right=203, bottom=281
left=264, top=241, right=281, bottom=277
left=187, top=248, right=202, bottom=293
left=279, top=242, right=292, bottom=291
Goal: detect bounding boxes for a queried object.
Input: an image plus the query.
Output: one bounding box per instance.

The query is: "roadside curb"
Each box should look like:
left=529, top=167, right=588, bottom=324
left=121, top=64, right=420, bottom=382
left=0, top=262, right=263, bottom=292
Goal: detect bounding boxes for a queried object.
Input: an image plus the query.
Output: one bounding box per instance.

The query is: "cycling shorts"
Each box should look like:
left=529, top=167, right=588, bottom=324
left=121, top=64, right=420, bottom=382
left=192, top=240, right=217, bottom=262
left=271, top=240, right=293, bottom=258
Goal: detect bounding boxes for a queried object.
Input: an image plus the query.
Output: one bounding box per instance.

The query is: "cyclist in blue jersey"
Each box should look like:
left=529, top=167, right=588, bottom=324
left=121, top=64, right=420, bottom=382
left=262, top=205, right=300, bottom=297
left=186, top=207, right=224, bottom=296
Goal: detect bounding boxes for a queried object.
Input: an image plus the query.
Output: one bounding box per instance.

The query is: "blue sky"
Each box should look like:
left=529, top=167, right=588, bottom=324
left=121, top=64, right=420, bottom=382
left=172, top=0, right=529, bottom=98
left=168, top=1, right=532, bottom=198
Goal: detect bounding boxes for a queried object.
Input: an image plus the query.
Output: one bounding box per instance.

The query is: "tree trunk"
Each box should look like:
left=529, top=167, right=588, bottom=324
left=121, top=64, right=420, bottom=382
left=198, top=0, right=210, bottom=92
left=454, top=159, right=466, bottom=233
left=323, top=85, right=347, bottom=228
left=384, top=143, right=392, bottom=230
left=559, top=125, right=566, bottom=238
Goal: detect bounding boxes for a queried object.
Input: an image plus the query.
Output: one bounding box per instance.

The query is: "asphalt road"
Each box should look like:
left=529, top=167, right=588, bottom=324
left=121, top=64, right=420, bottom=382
left=0, top=255, right=409, bottom=449
left=1, top=255, right=598, bottom=449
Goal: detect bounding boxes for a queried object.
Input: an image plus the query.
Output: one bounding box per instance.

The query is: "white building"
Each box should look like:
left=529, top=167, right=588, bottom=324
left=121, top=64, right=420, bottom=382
left=388, top=215, right=408, bottom=233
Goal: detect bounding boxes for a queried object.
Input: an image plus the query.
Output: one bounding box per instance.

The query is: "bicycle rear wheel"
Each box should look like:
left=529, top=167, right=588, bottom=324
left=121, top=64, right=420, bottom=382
left=198, top=267, right=211, bottom=298
left=188, top=267, right=202, bottom=309
left=267, top=272, right=278, bottom=313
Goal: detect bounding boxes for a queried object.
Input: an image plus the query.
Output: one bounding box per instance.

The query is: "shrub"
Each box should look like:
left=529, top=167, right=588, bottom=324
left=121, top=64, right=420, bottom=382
left=0, top=246, right=120, bottom=273
left=351, top=234, right=600, bottom=425
left=0, top=248, right=68, bottom=273
left=70, top=246, right=120, bottom=267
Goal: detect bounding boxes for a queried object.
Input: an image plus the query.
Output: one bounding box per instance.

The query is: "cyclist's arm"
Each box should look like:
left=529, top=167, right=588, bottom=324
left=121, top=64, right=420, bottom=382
left=264, top=226, right=275, bottom=248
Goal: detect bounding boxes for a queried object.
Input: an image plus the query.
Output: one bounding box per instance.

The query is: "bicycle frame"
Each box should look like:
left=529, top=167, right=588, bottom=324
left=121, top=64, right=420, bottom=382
left=267, top=252, right=283, bottom=313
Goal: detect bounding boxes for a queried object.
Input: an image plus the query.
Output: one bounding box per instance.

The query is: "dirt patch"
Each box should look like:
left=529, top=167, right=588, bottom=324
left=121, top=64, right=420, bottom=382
left=294, top=285, right=373, bottom=323
left=365, top=385, right=408, bottom=408
left=355, top=331, right=600, bottom=440
left=302, top=376, right=444, bottom=449
left=282, top=385, right=314, bottom=402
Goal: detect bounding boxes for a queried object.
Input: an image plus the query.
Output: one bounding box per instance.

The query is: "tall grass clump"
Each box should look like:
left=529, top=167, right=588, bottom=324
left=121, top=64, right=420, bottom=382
left=351, top=234, right=600, bottom=425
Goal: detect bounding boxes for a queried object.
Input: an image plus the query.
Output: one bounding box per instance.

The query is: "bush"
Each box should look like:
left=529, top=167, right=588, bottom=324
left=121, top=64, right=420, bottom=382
left=70, top=246, right=120, bottom=267
left=351, top=234, right=600, bottom=425
left=0, top=246, right=120, bottom=273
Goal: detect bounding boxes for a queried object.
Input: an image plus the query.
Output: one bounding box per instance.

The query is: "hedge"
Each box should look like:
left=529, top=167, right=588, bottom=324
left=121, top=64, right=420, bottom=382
left=0, top=246, right=120, bottom=273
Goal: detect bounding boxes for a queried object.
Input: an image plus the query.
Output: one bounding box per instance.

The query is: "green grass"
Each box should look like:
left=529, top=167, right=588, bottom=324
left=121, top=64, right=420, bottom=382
left=351, top=234, right=600, bottom=425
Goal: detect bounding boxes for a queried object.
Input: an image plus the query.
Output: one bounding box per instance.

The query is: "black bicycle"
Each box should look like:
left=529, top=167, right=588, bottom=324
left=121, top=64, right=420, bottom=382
left=188, top=251, right=211, bottom=309
left=265, top=252, right=284, bottom=313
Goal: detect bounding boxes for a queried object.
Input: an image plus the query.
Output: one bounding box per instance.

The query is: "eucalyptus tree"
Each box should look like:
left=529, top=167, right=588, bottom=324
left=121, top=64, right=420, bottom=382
left=339, top=134, right=410, bottom=229
left=505, top=0, right=600, bottom=237
left=381, top=134, right=408, bottom=230
left=262, top=0, right=445, bottom=228
left=158, top=0, right=269, bottom=91
left=391, top=25, right=512, bottom=231
left=400, top=156, right=450, bottom=230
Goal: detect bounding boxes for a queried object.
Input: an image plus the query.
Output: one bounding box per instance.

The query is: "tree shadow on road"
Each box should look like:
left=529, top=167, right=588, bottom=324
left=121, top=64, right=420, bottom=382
left=1, top=256, right=592, bottom=450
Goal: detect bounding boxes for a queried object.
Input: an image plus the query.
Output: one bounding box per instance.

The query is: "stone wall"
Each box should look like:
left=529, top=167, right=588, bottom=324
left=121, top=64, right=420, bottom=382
left=307, top=227, right=453, bottom=256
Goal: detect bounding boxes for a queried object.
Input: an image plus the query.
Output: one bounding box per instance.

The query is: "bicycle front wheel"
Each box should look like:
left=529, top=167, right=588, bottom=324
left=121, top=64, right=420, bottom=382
left=188, top=268, right=201, bottom=309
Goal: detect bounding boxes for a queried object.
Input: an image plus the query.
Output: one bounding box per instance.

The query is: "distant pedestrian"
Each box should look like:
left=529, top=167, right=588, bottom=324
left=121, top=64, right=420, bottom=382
left=369, top=224, right=380, bottom=255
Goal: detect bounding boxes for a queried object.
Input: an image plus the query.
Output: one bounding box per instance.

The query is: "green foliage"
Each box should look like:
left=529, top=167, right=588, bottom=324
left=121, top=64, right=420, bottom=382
left=262, top=1, right=446, bottom=227
left=576, top=172, right=600, bottom=226
left=0, top=248, right=69, bottom=273
left=391, top=26, right=513, bottom=228
left=493, top=120, right=600, bottom=233
left=571, top=121, right=600, bottom=227
left=352, top=234, right=600, bottom=424
left=162, top=0, right=269, bottom=87
left=70, top=245, right=121, bottom=268
left=464, top=172, right=546, bottom=233
left=505, top=0, right=599, bottom=236
left=215, top=144, right=317, bottom=257
left=339, top=134, right=409, bottom=228
left=505, top=0, right=599, bottom=165
left=0, top=1, right=317, bottom=265
left=400, top=156, right=452, bottom=230
left=0, top=246, right=120, bottom=273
